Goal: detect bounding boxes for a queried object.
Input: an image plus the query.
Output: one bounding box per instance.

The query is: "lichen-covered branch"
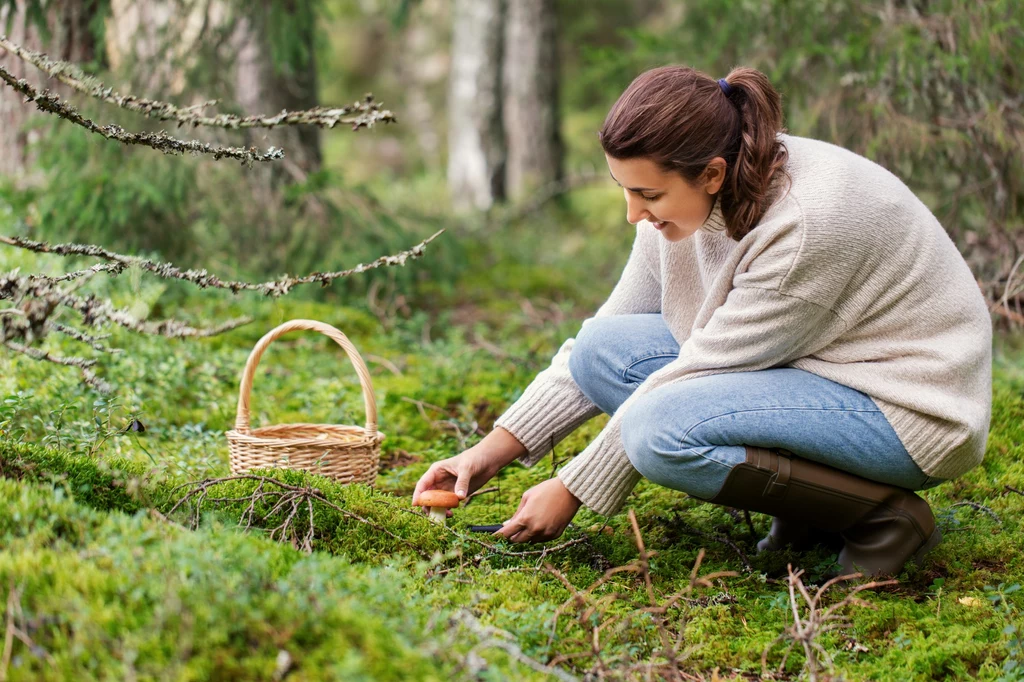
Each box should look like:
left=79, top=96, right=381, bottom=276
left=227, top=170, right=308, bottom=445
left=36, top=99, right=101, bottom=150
left=0, top=228, right=445, bottom=392
left=2, top=229, right=445, bottom=297
left=0, top=63, right=283, bottom=166
left=0, top=269, right=251, bottom=392
left=51, top=323, right=116, bottom=353
left=0, top=273, right=250, bottom=339
left=0, top=35, right=396, bottom=132
left=1, top=340, right=111, bottom=393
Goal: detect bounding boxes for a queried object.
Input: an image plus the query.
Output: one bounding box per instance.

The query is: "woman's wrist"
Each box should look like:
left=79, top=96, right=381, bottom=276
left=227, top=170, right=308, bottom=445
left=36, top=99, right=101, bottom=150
left=557, top=474, right=583, bottom=509
left=477, top=426, right=528, bottom=476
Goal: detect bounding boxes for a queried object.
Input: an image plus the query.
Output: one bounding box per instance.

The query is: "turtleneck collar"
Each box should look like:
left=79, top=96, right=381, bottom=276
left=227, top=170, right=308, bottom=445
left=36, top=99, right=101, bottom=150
left=699, top=196, right=728, bottom=234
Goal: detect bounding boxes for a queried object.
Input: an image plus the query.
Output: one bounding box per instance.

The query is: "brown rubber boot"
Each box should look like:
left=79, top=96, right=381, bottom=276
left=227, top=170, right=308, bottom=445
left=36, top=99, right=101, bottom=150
left=706, top=446, right=942, bottom=577
left=755, top=517, right=843, bottom=553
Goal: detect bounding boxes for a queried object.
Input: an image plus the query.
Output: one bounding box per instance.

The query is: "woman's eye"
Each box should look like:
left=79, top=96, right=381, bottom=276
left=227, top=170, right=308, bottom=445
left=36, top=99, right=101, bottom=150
left=642, top=194, right=660, bottom=202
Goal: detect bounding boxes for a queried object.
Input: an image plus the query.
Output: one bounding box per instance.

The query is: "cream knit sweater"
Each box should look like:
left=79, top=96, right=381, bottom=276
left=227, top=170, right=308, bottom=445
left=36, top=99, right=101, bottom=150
left=493, top=134, right=993, bottom=517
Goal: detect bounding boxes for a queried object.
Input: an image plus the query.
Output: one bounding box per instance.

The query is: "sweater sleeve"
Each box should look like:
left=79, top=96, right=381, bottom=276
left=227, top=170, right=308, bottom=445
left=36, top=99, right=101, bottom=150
left=557, top=284, right=849, bottom=517
left=493, top=225, right=661, bottom=467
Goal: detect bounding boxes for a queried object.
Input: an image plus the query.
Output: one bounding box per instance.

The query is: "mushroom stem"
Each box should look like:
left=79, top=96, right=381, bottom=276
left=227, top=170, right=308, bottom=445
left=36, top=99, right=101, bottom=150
left=428, top=507, right=447, bottom=524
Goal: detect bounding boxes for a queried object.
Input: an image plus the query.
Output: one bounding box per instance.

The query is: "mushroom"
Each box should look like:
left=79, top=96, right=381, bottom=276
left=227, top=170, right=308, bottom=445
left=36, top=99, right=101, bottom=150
left=414, top=490, right=461, bottom=524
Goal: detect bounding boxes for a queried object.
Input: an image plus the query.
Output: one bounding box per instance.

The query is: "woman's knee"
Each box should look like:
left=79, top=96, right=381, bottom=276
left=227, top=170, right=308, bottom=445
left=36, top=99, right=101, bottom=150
left=620, top=391, right=738, bottom=499
left=568, top=316, right=621, bottom=395
left=620, top=392, right=670, bottom=477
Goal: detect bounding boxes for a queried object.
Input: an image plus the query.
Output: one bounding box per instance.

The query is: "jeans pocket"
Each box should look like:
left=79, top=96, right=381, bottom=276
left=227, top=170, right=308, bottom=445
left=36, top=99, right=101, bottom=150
left=623, top=352, right=678, bottom=384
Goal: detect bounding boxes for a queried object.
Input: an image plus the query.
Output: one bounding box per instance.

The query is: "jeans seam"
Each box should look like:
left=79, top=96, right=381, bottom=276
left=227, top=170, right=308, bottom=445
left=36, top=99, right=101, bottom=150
left=637, top=446, right=736, bottom=496
left=621, top=353, right=679, bottom=383
left=675, top=450, right=735, bottom=498
left=678, top=406, right=884, bottom=445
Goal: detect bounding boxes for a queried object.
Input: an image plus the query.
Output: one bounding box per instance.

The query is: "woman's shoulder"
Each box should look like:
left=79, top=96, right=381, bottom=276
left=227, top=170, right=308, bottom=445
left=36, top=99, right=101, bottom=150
left=781, top=134, right=912, bottom=192
left=779, top=134, right=922, bottom=217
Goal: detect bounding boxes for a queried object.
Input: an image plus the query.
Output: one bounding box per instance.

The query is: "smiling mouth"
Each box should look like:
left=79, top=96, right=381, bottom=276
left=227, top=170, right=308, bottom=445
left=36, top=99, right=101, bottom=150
left=651, top=220, right=668, bottom=230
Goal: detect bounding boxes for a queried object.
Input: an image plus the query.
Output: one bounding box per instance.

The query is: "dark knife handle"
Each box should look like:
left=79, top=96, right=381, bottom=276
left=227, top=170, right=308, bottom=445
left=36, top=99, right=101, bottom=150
left=468, top=524, right=505, bottom=533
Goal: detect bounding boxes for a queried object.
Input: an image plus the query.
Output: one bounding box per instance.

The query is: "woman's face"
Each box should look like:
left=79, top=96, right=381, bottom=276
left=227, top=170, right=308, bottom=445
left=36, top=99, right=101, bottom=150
left=605, top=154, right=725, bottom=242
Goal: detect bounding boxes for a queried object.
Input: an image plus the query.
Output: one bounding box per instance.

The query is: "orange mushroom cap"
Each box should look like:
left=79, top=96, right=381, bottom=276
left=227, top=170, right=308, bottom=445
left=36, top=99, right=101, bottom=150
left=414, top=490, right=461, bottom=508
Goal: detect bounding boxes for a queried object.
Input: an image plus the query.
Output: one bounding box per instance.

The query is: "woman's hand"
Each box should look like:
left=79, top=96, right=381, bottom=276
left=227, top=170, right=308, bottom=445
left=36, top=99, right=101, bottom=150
left=413, top=427, right=528, bottom=516
left=493, top=477, right=582, bottom=543
left=412, top=445, right=496, bottom=516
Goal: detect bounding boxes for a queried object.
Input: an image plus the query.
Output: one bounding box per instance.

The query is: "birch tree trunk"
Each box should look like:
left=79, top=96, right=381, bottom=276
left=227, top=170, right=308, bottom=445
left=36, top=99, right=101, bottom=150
left=447, top=0, right=505, bottom=212
left=503, top=0, right=562, bottom=202
left=0, top=0, right=98, bottom=180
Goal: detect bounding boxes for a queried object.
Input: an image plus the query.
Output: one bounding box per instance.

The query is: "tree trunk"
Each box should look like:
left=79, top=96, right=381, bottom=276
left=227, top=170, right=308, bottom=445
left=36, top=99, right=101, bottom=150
left=104, top=0, right=321, bottom=188
left=0, top=0, right=98, bottom=181
left=503, top=0, right=562, bottom=202
left=447, top=0, right=505, bottom=212
left=230, top=0, right=322, bottom=188
left=395, top=0, right=449, bottom=170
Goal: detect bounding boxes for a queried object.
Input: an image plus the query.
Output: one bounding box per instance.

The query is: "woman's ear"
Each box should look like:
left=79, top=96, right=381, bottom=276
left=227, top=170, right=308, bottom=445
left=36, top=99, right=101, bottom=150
left=703, top=157, right=727, bottom=195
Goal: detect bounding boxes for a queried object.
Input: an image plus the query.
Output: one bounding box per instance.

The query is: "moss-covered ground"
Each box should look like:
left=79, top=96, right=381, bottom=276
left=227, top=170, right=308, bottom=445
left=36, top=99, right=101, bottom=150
left=1, top=280, right=1022, bottom=681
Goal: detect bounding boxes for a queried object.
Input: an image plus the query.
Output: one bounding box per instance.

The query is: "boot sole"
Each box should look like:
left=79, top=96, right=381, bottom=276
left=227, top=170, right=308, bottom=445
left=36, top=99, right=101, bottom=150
left=912, top=527, right=943, bottom=566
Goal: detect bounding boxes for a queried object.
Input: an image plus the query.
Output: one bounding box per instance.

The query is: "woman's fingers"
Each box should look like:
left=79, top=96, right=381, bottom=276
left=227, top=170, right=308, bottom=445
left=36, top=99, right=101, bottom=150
left=412, top=468, right=434, bottom=505
left=494, top=518, right=525, bottom=541
left=412, top=462, right=452, bottom=506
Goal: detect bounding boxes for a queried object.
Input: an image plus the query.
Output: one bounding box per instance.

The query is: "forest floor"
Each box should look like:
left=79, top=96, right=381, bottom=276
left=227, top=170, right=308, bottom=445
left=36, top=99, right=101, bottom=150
left=1, top=285, right=1022, bottom=681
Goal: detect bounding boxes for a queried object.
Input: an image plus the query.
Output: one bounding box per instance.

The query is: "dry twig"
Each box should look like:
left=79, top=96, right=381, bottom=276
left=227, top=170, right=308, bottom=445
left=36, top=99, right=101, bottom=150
left=167, top=474, right=432, bottom=560
left=446, top=609, right=580, bottom=682
left=1, top=578, right=55, bottom=680
left=945, top=500, right=1002, bottom=525
left=762, top=564, right=896, bottom=681
left=539, top=510, right=737, bottom=681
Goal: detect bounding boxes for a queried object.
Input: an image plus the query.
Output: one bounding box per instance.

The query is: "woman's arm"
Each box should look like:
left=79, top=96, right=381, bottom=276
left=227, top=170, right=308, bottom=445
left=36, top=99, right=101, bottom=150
left=492, top=224, right=662, bottom=467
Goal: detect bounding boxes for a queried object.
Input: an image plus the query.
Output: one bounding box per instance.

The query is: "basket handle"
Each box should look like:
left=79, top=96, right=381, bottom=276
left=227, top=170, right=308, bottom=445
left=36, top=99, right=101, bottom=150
left=234, top=319, right=379, bottom=437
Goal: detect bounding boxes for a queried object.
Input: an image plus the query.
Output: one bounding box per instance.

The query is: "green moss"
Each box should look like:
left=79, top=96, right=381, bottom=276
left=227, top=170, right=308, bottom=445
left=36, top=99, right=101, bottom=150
left=2, top=298, right=1023, bottom=680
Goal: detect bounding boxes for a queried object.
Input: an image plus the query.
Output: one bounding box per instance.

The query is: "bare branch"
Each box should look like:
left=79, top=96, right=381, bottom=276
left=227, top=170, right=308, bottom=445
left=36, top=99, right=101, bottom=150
left=0, top=34, right=396, bottom=132
left=0, top=63, right=283, bottom=166
left=1, top=229, right=445, bottom=297
left=1, top=340, right=111, bottom=392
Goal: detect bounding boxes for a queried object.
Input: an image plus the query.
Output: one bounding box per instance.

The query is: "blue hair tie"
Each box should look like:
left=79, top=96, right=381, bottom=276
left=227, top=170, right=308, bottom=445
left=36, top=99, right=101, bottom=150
left=718, top=78, right=732, bottom=96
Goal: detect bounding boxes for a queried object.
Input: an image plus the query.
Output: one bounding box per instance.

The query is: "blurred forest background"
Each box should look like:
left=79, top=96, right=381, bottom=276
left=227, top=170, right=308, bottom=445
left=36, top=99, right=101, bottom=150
left=2, top=0, right=1022, bottom=331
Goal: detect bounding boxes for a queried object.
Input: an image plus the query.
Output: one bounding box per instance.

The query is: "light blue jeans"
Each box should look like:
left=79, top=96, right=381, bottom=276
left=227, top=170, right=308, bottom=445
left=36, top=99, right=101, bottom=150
left=568, top=314, right=944, bottom=500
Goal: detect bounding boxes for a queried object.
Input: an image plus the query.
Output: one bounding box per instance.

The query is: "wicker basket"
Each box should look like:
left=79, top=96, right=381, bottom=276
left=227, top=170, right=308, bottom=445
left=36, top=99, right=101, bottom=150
left=225, top=319, right=384, bottom=485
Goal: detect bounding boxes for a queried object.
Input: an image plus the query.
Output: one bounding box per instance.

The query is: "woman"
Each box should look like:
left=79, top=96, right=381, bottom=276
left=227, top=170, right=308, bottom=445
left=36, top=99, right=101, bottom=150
left=412, top=66, right=993, bottom=577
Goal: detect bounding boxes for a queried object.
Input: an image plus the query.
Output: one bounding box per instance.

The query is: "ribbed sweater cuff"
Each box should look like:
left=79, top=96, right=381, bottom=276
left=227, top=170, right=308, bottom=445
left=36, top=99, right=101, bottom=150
left=878, top=402, right=984, bottom=479
left=556, top=420, right=641, bottom=517
left=493, top=380, right=603, bottom=468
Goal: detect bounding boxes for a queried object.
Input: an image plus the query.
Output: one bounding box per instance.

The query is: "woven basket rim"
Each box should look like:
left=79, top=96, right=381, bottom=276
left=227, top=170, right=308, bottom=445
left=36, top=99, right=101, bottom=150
left=226, top=425, right=385, bottom=443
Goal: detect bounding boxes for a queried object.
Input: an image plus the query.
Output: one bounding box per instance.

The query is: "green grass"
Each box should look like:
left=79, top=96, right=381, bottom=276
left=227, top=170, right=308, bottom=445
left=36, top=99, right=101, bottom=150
left=1, top=286, right=1022, bottom=680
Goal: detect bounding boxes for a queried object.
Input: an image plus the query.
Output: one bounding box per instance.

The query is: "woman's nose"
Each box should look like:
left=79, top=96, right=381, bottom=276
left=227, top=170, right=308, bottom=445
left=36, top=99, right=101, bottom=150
left=624, top=194, right=649, bottom=225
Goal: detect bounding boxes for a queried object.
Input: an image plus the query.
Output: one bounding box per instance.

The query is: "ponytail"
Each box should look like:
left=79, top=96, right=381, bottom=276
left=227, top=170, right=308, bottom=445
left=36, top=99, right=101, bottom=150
left=717, top=67, right=789, bottom=240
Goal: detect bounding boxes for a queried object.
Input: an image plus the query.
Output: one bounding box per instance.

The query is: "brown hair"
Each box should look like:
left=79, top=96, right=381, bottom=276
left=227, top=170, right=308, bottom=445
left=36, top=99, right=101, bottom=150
left=599, top=66, right=789, bottom=241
